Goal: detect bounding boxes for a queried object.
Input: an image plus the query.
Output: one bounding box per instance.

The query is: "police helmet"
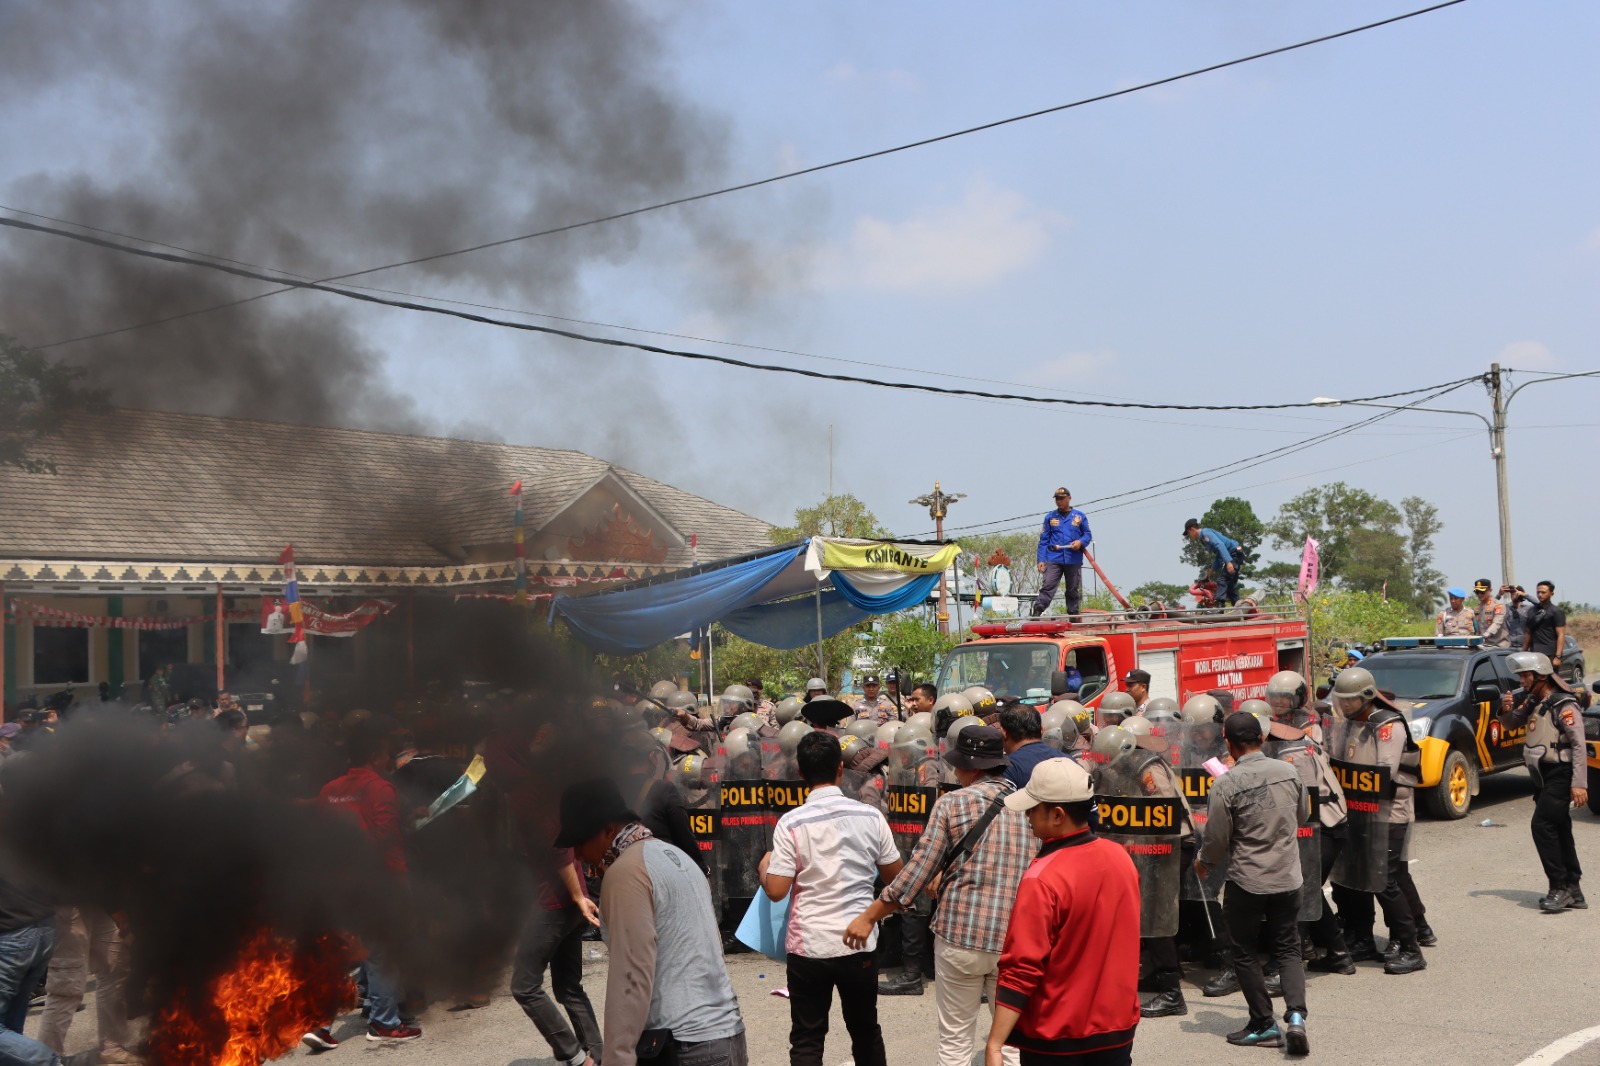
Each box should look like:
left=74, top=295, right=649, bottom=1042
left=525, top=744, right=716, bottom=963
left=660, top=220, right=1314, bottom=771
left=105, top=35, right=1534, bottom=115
left=778, top=719, right=814, bottom=754
left=1053, top=700, right=1092, bottom=735
left=1091, top=725, right=1136, bottom=760
left=943, top=715, right=981, bottom=753
left=906, top=710, right=935, bottom=733
left=719, top=684, right=755, bottom=712
left=729, top=711, right=761, bottom=736
left=1039, top=706, right=1069, bottom=750
left=804, top=677, right=827, bottom=696
left=844, top=717, right=879, bottom=742
left=932, top=693, right=975, bottom=737
left=1144, top=697, right=1180, bottom=722
left=648, top=726, right=672, bottom=748
left=721, top=726, right=755, bottom=760
left=650, top=680, right=679, bottom=700
left=839, top=734, right=871, bottom=764
left=1182, top=694, right=1222, bottom=724
left=1099, top=691, right=1136, bottom=725
left=1264, top=671, right=1309, bottom=710
left=961, top=686, right=998, bottom=717
left=666, top=690, right=698, bottom=712
left=1121, top=715, right=1155, bottom=739
left=1331, top=668, right=1379, bottom=702
left=774, top=696, right=804, bottom=725
left=1239, top=698, right=1272, bottom=718
left=891, top=723, right=935, bottom=769
left=875, top=722, right=902, bottom=749
left=1506, top=651, right=1554, bottom=677
left=675, top=754, right=710, bottom=790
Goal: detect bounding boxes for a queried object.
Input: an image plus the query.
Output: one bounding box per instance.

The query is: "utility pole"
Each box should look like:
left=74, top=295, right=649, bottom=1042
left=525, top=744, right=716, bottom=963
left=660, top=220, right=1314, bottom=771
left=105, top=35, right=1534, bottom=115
left=911, top=482, right=964, bottom=635
left=1488, top=362, right=1515, bottom=587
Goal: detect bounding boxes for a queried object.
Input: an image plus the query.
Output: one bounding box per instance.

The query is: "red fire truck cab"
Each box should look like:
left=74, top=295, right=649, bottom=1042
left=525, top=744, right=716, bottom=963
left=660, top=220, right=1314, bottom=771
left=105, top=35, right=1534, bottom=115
left=935, top=606, right=1310, bottom=721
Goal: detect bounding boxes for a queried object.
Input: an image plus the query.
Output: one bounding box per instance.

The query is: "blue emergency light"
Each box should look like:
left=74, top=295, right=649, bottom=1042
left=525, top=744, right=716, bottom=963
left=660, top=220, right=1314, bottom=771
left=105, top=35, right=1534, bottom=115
left=1377, top=636, right=1483, bottom=651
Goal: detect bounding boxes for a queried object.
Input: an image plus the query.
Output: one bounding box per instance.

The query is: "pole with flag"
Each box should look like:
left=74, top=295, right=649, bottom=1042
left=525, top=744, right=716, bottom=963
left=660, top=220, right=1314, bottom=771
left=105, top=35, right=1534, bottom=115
left=510, top=480, right=527, bottom=605
left=1295, top=536, right=1320, bottom=604
left=277, top=545, right=308, bottom=666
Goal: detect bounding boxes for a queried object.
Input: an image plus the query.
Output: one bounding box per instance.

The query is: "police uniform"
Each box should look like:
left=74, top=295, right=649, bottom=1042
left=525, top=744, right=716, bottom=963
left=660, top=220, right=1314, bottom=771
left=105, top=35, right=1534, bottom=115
left=1472, top=587, right=1511, bottom=648
left=1275, top=709, right=1356, bottom=970
left=1435, top=605, right=1476, bottom=637
left=1032, top=499, right=1092, bottom=617
left=851, top=694, right=897, bottom=725
left=1502, top=683, right=1588, bottom=908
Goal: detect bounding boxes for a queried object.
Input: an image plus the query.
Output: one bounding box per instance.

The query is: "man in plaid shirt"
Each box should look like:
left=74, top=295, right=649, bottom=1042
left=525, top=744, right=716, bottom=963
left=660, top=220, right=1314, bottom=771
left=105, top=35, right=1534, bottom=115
left=845, top=726, right=1033, bottom=1066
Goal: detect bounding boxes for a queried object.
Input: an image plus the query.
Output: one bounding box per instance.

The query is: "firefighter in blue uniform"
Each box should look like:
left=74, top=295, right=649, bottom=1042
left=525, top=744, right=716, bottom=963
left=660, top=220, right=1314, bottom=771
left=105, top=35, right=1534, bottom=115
left=1032, top=487, right=1093, bottom=618
left=1184, top=518, right=1243, bottom=607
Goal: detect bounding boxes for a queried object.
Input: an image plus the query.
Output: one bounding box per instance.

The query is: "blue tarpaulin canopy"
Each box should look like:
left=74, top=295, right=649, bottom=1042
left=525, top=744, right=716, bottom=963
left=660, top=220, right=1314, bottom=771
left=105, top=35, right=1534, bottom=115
left=551, top=537, right=959, bottom=655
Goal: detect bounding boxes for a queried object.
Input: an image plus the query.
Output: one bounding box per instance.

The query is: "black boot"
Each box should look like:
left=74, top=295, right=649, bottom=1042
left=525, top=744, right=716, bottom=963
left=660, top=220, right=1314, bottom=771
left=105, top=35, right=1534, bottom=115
left=1202, top=968, right=1239, bottom=997
left=1347, top=938, right=1382, bottom=963
left=1415, top=922, right=1438, bottom=946
left=877, top=969, right=924, bottom=996
left=1141, top=973, right=1188, bottom=1018
left=1568, top=884, right=1587, bottom=910
left=1383, top=944, right=1426, bottom=975
left=1540, top=887, right=1575, bottom=914
left=1307, top=950, right=1356, bottom=975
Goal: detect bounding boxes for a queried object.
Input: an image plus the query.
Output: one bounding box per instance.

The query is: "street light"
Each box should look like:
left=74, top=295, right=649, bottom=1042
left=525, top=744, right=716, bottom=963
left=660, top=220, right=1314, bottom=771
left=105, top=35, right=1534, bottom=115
left=1313, top=362, right=1597, bottom=586
left=910, top=481, right=964, bottom=634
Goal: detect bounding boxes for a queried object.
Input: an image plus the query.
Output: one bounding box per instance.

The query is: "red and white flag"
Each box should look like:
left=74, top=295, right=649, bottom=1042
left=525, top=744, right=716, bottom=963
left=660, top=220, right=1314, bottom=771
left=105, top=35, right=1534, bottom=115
left=1296, top=536, right=1320, bottom=603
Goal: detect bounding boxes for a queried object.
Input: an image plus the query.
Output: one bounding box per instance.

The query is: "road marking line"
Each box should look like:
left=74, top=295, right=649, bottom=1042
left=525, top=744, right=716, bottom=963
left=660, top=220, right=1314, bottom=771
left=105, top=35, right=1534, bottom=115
left=1513, top=1025, right=1600, bottom=1066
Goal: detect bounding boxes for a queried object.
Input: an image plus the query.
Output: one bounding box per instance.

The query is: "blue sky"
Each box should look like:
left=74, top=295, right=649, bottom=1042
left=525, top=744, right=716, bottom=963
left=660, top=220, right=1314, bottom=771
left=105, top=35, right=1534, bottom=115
left=2, top=1, right=1596, bottom=599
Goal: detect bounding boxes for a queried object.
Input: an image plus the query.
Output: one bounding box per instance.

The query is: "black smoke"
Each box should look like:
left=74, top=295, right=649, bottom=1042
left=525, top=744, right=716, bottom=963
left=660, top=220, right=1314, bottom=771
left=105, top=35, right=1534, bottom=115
left=0, top=0, right=727, bottom=430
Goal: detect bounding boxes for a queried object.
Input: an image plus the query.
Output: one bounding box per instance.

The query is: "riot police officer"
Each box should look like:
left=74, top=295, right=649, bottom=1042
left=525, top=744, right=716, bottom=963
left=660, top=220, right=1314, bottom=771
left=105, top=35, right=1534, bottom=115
left=1326, top=668, right=1427, bottom=974
left=1500, top=652, right=1588, bottom=912
left=1099, top=690, right=1137, bottom=728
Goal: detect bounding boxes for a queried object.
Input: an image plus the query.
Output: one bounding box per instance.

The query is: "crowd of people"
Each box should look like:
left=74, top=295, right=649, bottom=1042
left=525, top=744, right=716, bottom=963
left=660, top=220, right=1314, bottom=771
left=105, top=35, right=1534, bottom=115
left=0, top=638, right=1587, bottom=1066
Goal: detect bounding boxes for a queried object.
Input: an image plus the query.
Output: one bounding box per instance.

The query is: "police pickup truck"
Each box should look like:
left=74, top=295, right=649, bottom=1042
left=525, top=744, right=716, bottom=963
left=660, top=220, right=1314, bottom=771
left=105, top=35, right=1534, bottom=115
left=1360, top=636, right=1540, bottom=819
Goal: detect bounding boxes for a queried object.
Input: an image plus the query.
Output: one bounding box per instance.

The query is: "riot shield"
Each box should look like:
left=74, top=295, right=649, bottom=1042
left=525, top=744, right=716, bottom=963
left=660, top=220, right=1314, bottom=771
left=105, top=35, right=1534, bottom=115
left=885, top=760, right=939, bottom=866
left=841, top=744, right=890, bottom=812
left=1094, top=752, right=1181, bottom=937
left=1178, top=721, right=1227, bottom=901
left=763, top=738, right=811, bottom=824
left=1263, top=730, right=1322, bottom=921
left=675, top=754, right=722, bottom=911
left=717, top=743, right=771, bottom=906
left=1326, top=717, right=1392, bottom=894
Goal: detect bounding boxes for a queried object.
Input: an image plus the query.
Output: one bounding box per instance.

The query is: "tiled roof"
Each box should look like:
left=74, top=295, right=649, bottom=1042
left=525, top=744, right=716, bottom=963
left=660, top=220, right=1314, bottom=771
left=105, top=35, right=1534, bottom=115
left=0, top=408, right=773, bottom=569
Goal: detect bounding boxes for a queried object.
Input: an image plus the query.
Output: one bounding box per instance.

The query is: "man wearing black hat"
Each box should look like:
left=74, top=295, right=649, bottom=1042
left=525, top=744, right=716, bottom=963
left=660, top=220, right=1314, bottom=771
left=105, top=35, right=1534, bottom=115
left=1195, top=713, right=1310, bottom=1055
left=846, top=727, right=1034, bottom=1066
left=1184, top=519, right=1243, bottom=607
left=801, top=697, right=855, bottom=734
left=556, top=778, right=747, bottom=1066
left=1031, top=488, right=1092, bottom=618
left=1122, top=670, right=1152, bottom=713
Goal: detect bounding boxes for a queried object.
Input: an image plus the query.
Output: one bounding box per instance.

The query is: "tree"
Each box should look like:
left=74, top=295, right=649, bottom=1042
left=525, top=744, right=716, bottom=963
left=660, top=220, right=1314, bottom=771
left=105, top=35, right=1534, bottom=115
left=769, top=494, right=886, bottom=543
left=1129, top=580, right=1188, bottom=605
left=1341, top=526, right=1413, bottom=606
left=0, top=333, right=104, bottom=473
left=1254, top=561, right=1302, bottom=604
left=1265, top=482, right=1402, bottom=582
left=874, top=614, right=956, bottom=688
left=1401, top=496, right=1445, bottom=613
left=1180, top=497, right=1264, bottom=572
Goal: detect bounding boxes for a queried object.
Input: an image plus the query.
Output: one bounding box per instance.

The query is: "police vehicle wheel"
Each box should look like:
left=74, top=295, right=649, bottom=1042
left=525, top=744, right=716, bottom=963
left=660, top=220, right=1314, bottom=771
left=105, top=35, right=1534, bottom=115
left=1425, top=748, right=1475, bottom=820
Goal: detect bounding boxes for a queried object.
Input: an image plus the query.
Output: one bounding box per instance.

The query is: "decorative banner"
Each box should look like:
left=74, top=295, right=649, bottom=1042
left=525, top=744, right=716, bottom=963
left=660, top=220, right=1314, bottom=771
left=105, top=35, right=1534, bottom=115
left=264, top=598, right=397, bottom=637
left=806, top=537, right=962, bottom=577
left=414, top=754, right=488, bottom=829
left=277, top=544, right=307, bottom=665
left=7, top=601, right=254, bottom=630
left=1296, top=536, right=1320, bottom=604
left=510, top=480, right=527, bottom=605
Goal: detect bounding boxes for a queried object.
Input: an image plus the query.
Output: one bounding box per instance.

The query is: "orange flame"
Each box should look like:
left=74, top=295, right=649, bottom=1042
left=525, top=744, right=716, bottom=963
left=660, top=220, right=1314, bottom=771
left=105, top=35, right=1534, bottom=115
left=151, top=930, right=354, bottom=1066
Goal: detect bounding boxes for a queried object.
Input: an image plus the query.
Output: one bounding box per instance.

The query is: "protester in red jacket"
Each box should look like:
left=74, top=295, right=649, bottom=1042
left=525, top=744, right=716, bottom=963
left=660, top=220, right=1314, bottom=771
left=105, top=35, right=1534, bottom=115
left=986, top=759, right=1140, bottom=1066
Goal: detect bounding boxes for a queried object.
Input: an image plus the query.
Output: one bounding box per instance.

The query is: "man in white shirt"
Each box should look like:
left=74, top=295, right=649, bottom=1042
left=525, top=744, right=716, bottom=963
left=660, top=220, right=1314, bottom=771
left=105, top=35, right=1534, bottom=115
left=760, top=732, right=903, bottom=1066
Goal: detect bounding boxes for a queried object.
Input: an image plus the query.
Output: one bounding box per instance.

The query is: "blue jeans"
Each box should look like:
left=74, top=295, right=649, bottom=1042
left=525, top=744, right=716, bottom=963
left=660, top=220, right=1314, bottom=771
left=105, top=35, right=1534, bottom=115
left=361, top=948, right=403, bottom=1030
left=0, top=918, right=61, bottom=1066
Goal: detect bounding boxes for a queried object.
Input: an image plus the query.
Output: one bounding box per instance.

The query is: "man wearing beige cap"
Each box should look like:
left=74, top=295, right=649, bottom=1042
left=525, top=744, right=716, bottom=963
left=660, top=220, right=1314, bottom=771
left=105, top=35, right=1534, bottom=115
left=984, top=759, right=1140, bottom=1066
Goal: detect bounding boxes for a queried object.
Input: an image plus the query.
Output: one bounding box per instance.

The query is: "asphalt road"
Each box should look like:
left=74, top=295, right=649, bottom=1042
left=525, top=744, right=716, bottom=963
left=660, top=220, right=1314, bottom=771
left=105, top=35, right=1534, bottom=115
left=41, top=767, right=1600, bottom=1065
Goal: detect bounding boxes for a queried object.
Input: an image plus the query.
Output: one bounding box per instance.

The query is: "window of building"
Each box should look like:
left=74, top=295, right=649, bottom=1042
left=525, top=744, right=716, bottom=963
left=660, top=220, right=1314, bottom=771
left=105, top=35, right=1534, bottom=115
left=138, top=628, right=190, bottom=681
left=33, top=627, right=90, bottom=685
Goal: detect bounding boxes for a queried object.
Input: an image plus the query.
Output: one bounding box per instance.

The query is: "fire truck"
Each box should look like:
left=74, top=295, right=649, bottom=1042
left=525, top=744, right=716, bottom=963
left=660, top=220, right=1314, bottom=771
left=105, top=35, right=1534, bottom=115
left=934, top=605, right=1310, bottom=718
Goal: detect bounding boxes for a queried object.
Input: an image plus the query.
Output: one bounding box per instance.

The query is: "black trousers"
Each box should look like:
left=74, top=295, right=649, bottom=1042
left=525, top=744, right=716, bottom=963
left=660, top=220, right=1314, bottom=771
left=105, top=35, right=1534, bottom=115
left=1223, top=882, right=1307, bottom=1027
left=786, top=952, right=886, bottom=1066
left=1306, top=825, right=1348, bottom=954
left=1033, top=563, right=1083, bottom=616
left=1334, top=823, right=1425, bottom=944
left=509, top=905, right=602, bottom=1063
left=1532, top=763, right=1583, bottom=888
left=1021, top=1048, right=1132, bottom=1066
left=1215, top=566, right=1241, bottom=606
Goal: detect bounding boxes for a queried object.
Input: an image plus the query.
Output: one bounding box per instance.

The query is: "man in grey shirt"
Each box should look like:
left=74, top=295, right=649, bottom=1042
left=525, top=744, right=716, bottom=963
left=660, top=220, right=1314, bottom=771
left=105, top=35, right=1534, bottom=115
left=1196, top=713, right=1309, bottom=1056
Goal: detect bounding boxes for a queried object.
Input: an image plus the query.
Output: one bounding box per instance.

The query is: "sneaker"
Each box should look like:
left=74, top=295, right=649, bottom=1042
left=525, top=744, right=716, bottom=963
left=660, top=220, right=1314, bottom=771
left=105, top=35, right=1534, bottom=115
left=1415, top=922, right=1438, bottom=946
left=1567, top=884, right=1587, bottom=910
left=877, top=970, right=924, bottom=997
left=1284, top=1011, right=1310, bottom=1056
left=367, top=1023, right=423, bottom=1043
left=1307, top=951, right=1356, bottom=975
left=301, top=1027, right=339, bottom=1051
left=1226, top=1023, right=1284, bottom=1048
left=1541, top=888, right=1574, bottom=914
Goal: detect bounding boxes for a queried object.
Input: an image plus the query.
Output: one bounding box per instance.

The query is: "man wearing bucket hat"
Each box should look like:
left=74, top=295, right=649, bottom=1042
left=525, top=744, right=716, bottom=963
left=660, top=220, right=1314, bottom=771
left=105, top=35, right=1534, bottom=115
left=984, top=759, right=1140, bottom=1066
left=846, top=727, right=1033, bottom=1066
left=555, top=777, right=747, bottom=1066
left=1435, top=588, right=1476, bottom=636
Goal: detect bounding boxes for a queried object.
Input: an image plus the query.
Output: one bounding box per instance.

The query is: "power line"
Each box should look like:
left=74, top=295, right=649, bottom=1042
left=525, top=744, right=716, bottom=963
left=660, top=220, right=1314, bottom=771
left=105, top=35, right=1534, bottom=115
left=0, top=215, right=1490, bottom=414
left=9, top=0, right=1470, bottom=349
